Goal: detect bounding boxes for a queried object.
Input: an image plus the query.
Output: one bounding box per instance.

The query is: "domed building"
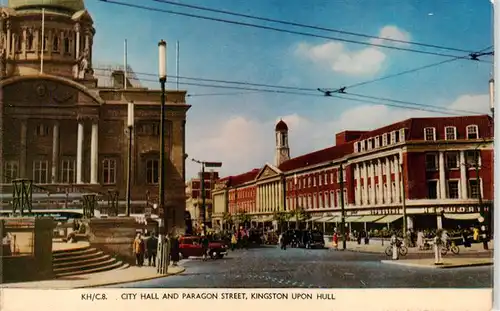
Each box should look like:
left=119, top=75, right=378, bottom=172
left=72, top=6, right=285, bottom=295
left=0, top=0, right=190, bottom=234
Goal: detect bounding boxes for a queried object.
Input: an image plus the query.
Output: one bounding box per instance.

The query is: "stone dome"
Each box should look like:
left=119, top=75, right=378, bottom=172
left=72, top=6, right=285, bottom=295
left=8, top=0, right=85, bottom=12
left=275, top=119, right=288, bottom=131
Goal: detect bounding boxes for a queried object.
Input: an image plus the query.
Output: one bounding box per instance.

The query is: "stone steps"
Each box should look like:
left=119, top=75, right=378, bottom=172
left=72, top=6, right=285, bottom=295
left=52, top=245, right=127, bottom=278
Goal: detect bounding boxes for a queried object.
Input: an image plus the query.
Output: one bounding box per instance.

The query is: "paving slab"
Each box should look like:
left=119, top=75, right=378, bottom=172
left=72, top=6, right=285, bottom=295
left=2, top=265, right=185, bottom=289
left=381, top=257, right=493, bottom=269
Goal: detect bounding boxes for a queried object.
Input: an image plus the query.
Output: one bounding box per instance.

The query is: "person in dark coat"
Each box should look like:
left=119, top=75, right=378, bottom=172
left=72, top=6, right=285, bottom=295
left=170, top=235, right=180, bottom=265
left=146, top=232, right=158, bottom=266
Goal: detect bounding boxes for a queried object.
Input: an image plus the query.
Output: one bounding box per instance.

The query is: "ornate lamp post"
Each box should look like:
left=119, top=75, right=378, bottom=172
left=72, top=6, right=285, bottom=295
left=158, top=40, right=167, bottom=234
left=125, top=101, right=134, bottom=217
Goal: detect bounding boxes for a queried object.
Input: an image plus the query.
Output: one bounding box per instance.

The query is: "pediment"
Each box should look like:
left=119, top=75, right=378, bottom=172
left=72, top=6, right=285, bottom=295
left=72, top=10, right=94, bottom=23
left=256, top=163, right=282, bottom=180
left=2, top=77, right=101, bottom=107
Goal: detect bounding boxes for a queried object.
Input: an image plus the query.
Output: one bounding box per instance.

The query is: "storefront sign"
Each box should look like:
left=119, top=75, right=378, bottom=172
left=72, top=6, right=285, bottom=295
left=370, top=208, right=401, bottom=215
left=423, top=206, right=488, bottom=214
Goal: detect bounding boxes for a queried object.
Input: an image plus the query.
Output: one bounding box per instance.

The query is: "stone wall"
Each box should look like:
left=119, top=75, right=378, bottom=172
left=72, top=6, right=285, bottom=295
left=88, top=217, right=141, bottom=265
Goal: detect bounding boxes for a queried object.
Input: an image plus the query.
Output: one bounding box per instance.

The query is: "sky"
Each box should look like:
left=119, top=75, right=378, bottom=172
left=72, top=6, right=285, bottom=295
left=84, top=0, right=494, bottom=179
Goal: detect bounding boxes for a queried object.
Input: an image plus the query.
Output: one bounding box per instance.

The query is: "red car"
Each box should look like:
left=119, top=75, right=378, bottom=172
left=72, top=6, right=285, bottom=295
left=178, top=236, right=228, bottom=259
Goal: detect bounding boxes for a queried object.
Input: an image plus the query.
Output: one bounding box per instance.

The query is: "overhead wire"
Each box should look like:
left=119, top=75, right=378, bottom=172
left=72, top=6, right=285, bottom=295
left=149, top=0, right=473, bottom=54
left=99, top=0, right=490, bottom=61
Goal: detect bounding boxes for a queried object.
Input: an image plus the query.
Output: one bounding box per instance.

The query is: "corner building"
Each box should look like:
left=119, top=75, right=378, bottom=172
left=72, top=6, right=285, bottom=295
left=0, top=0, right=190, bottom=234
left=212, top=115, right=494, bottom=231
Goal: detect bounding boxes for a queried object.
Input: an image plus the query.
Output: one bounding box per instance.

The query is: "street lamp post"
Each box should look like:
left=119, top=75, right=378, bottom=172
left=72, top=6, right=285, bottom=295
left=339, top=162, right=346, bottom=250
left=191, top=159, right=222, bottom=235
left=126, top=101, right=134, bottom=217
left=400, top=151, right=408, bottom=246
left=158, top=40, right=167, bottom=234
left=489, top=78, right=495, bottom=120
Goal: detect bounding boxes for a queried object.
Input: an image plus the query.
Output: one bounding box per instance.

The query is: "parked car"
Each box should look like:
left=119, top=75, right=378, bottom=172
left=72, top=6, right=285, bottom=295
left=299, top=230, right=325, bottom=249
left=284, top=229, right=303, bottom=247
left=178, top=235, right=228, bottom=259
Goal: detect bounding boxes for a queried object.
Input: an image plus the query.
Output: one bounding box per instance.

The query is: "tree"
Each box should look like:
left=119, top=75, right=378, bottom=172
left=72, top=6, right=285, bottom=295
left=273, top=211, right=289, bottom=233
left=236, top=209, right=252, bottom=227
left=292, top=207, right=310, bottom=229
left=222, top=212, right=233, bottom=230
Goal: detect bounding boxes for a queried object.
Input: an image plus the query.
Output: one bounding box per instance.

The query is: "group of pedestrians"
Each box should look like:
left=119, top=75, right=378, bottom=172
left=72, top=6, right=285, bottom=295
left=132, top=230, right=185, bottom=267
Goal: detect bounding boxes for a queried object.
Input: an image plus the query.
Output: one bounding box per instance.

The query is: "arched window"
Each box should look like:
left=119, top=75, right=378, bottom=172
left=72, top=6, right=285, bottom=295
left=64, top=37, right=70, bottom=54
left=53, top=35, right=60, bottom=52
left=26, top=31, right=34, bottom=50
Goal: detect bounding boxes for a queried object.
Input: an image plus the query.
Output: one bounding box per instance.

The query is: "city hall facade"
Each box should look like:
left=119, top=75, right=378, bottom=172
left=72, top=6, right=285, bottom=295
left=0, top=0, right=190, bottom=232
left=212, top=116, right=494, bottom=231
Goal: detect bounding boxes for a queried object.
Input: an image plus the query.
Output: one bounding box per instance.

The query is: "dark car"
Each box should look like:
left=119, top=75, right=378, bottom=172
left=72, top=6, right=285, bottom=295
left=299, top=230, right=325, bottom=249
left=284, top=229, right=303, bottom=247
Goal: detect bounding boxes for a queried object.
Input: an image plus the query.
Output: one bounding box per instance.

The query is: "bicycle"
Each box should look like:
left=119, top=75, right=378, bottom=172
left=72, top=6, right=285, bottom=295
left=385, top=241, right=408, bottom=257
left=440, top=241, right=460, bottom=255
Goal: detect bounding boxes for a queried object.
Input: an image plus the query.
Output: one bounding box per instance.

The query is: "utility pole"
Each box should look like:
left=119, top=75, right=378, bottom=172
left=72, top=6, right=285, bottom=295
left=192, top=159, right=222, bottom=235
left=339, top=163, right=346, bottom=250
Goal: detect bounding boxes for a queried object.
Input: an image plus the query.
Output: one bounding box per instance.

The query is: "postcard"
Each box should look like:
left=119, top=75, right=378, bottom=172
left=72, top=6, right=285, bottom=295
left=0, top=0, right=497, bottom=310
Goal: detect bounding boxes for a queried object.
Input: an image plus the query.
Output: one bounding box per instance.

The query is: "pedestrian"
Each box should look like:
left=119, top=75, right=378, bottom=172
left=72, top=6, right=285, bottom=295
left=332, top=232, right=339, bottom=250
left=417, top=230, right=424, bottom=250
left=231, top=233, right=237, bottom=251
left=473, top=227, right=479, bottom=242
left=357, top=231, right=362, bottom=245
left=201, top=234, right=210, bottom=260
left=133, top=233, right=144, bottom=266
left=170, top=235, right=180, bottom=266
left=281, top=232, right=288, bottom=250
left=146, top=232, right=158, bottom=266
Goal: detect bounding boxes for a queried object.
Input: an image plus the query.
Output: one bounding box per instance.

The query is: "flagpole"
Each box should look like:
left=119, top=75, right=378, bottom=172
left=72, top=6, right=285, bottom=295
left=124, top=39, right=128, bottom=90
left=40, top=8, right=45, bottom=74
left=176, top=41, right=179, bottom=90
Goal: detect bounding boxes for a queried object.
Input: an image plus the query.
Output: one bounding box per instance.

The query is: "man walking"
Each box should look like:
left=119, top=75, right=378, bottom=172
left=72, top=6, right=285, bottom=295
left=147, top=232, right=158, bottom=266
left=133, top=233, right=145, bottom=266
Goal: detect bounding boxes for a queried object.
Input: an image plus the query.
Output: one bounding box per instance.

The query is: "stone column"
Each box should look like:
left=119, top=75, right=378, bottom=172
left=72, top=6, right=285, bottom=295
left=51, top=121, right=59, bottom=183
left=75, top=23, right=81, bottom=58
left=22, top=28, right=26, bottom=57
left=256, top=187, right=260, bottom=212
left=436, top=215, right=443, bottom=229
left=76, top=120, right=84, bottom=184
left=459, top=151, right=468, bottom=199
left=90, top=121, right=98, bottom=184
left=369, top=161, right=376, bottom=204
left=363, top=163, right=368, bottom=205
left=377, top=159, right=384, bottom=204
left=355, top=164, right=361, bottom=205
left=19, top=119, right=27, bottom=178
left=439, top=151, right=446, bottom=199
left=6, top=21, right=11, bottom=57
left=385, top=158, right=392, bottom=204
left=394, top=155, right=401, bottom=203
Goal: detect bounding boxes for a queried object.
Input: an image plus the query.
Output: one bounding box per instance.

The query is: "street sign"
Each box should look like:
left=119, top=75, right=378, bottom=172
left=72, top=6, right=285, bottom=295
left=204, top=162, right=222, bottom=168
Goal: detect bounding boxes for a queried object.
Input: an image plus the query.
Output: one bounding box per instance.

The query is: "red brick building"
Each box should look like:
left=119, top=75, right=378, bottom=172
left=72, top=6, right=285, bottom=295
left=185, top=171, right=220, bottom=227
left=212, top=115, right=494, bottom=231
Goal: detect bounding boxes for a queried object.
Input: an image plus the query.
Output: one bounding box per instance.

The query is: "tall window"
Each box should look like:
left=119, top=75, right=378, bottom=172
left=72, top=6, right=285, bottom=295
left=53, top=35, right=60, bottom=52
left=374, top=136, right=380, bottom=148
left=4, top=161, right=18, bottom=183
left=146, top=159, right=159, bottom=184
left=427, top=180, right=438, bottom=199
left=465, top=150, right=481, bottom=167
left=102, top=159, right=116, bottom=184
left=447, top=180, right=459, bottom=199
left=64, top=37, right=70, bottom=53
left=466, top=125, right=479, bottom=139
left=307, top=177, right=312, bottom=187
left=445, top=126, right=457, bottom=140
left=390, top=131, right=396, bottom=144
left=424, top=127, right=436, bottom=141
left=35, top=124, right=49, bottom=137
left=60, top=159, right=75, bottom=183
left=336, top=190, right=341, bottom=207
left=330, top=172, right=334, bottom=184
left=318, top=192, right=323, bottom=208
left=33, top=160, right=48, bottom=184
left=446, top=152, right=459, bottom=169
left=343, top=189, right=347, bottom=205
left=382, top=134, right=388, bottom=146
left=468, top=179, right=480, bottom=199
left=319, top=173, right=323, bottom=186
left=308, top=194, right=312, bottom=208
left=330, top=191, right=335, bottom=207
left=425, top=153, right=438, bottom=171
left=399, top=128, right=406, bottom=142
left=313, top=176, right=316, bottom=187
left=26, top=31, right=34, bottom=50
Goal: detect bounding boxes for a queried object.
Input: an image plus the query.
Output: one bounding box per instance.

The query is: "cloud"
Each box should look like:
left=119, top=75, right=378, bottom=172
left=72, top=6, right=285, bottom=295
left=185, top=93, right=490, bottom=179
left=294, top=25, right=410, bottom=76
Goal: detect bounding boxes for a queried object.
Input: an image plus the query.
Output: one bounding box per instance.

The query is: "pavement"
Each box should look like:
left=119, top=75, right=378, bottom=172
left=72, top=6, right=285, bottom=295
left=2, top=265, right=185, bottom=289
left=107, top=245, right=493, bottom=288
left=381, top=257, right=493, bottom=269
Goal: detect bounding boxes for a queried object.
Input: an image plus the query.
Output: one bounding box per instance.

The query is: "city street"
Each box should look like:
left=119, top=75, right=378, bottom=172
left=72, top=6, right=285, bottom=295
left=108, top=246, right=493, bottom=288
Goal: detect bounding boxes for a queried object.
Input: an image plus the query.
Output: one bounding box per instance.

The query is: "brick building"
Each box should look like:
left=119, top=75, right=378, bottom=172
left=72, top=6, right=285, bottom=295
left=185, top=171, right=219, bottom=228
left=212, top=115, right=494, bottom=231
left=0, top=0, right=190, bottom=233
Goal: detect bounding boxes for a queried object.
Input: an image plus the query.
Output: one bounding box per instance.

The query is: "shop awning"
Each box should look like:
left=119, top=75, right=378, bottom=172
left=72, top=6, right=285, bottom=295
left=349, top=215, right=386, bottom=223
left=325, top=216, right=341, bottom=223
left=259, top=215, right=273, bottom=222
left=345, top=216, right=362, bottom=222
left=374, top=215, right=403, bottom=223
left=308, top=216, right=324, bottom=222
left=444, top=213, right=481, bottom=220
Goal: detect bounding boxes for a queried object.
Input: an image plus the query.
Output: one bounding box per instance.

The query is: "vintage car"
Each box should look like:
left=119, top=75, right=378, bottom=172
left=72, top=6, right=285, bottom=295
left=179, top=235, right=228, bottom=259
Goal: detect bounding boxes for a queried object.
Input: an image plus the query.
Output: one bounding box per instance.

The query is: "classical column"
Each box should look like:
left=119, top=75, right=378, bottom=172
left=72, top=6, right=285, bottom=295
left=19, top=119, right=27, bottom=178
left=355, top=164, right=361, bottom=205
left=377, top=159, right=384, bottom=204
left=75, top=23, right=81, bottom=58
left=385, top=157, right=392, bottom=204
left=363, top=163, right=368, bottom=205
left=51, top=121, right=59, bottom=183
left=256, top=187, right=260, bottom=212
left=76, top=120, right=84, bottom=184
left=459, top=151, right=468, bottom=199
left=6, top=21, right=11, bottom=57
left=439, top=151, right=446, bottom=199
left=369, top=161, right=376, bottom=204
left=22, top=28, right=26, bottom=57
left=90, top=121, right=99, bottom=184
left=394, top=155, right=401, bottom=203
